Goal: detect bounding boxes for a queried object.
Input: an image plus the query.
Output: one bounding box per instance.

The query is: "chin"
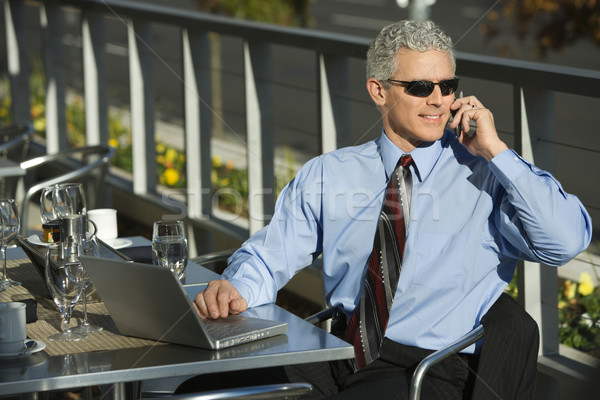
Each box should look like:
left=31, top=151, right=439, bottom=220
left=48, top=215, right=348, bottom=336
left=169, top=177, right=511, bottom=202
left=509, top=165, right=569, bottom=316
left=419, top=129, right=445, bottom=143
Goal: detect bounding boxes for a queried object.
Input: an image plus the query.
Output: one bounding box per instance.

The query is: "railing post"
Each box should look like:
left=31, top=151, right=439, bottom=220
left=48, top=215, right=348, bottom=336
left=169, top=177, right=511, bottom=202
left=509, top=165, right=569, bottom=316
left=318, top=53, right=350, bottom=154
left=514, top=85, right=559, bottom=356
left=128, top=19, right=156, bottom=195
left=5, top=0, right=30, bottom=126
left=183, top=28, right=213, bottom=255
left=40, top=0, right=67, bottom=154
left=244, top=41, right=274, bottom=234
left=82, top=9, right=108, bottom=146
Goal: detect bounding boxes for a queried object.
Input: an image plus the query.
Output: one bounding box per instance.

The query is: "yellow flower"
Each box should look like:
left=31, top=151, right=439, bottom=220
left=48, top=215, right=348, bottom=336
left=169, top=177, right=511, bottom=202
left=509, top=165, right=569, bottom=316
left=163, top=168, right=179, bottom=186
left=33, top=118, right=46, bottom=132
left=564, top=280, right=577, bottom=300
left=108, top=138, right=119, bottom=148
left=165, top=148, right=178, bottom=163
left=578, top=272, right=595, bottom=297
left=213, top=155, right=222, bottom=168
left=156, top=143, right=166, bottom=154
left=30, top=104, right=44, bottom=118
left=558, top=300, right=568, bottom=310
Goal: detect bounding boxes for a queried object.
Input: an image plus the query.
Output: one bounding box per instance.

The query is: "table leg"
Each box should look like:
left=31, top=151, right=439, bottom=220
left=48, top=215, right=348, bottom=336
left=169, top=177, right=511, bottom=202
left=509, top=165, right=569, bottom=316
left=101, top=381, right=141, bottom=400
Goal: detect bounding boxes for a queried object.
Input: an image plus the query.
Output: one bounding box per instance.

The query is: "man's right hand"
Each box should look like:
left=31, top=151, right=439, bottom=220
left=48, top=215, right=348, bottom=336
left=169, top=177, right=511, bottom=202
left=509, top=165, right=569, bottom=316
left=193, top=279, right=248, bottom=319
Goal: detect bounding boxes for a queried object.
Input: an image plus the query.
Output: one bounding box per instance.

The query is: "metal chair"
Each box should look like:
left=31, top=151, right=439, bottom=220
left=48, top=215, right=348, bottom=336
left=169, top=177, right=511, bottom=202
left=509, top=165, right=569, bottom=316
left=0, top=123, right=34, bottom=160
left=18, top=144, right=115, bottom=234
left=304, top=306, right=484, bottom=400
left=0, top=123, right=34, bottom=198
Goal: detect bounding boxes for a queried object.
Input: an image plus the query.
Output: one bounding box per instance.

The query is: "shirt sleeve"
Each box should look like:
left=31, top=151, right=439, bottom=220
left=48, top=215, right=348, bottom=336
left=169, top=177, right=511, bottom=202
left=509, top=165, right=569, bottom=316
left=220, top=157, right=324, bottom=307
left=488, top=149, right=592, bottom=266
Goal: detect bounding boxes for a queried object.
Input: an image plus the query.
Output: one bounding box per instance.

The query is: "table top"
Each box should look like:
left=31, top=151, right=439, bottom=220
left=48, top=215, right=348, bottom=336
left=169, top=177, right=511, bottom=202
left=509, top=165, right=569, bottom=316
left=0, top=238, right=354, bottom=396
left=0, top=158, right=25, bottom=178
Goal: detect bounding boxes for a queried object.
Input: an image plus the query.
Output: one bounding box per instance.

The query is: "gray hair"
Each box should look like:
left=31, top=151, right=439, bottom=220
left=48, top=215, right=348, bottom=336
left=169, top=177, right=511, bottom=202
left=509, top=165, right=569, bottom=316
left=366, top=20, right=455, bottom=87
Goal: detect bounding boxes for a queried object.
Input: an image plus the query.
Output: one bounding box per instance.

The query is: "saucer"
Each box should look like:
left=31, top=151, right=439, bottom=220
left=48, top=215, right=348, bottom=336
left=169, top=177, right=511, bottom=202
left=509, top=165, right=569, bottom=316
left=0, top=340, right=46, bottom=358
left=26, top=234, right=49, bottom=247
left=102, top=238, right=133, bottom=249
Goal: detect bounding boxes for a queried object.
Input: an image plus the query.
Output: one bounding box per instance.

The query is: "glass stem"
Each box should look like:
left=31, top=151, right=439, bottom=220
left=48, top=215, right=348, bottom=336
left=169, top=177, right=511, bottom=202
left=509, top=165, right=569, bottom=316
left=0, top=245, right=6, bottom=281
left=62, top=313, right=72, bottom=333
left=81, top=286, right=88, bottom=324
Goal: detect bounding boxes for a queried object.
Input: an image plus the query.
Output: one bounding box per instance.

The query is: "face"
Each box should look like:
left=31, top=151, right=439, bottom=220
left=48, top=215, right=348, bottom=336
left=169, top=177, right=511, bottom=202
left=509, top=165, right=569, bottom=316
left=367, top=49, right=456, bottom=152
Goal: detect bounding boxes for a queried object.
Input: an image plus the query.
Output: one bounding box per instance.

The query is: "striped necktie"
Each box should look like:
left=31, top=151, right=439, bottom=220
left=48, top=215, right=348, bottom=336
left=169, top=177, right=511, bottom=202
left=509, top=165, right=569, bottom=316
left=344, top=154, right=413, bottom=371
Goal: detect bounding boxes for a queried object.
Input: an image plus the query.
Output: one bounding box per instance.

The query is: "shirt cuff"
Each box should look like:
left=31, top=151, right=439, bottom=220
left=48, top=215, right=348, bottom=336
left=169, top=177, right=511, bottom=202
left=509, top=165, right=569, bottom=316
left=488, top=149, right=530, bottom=188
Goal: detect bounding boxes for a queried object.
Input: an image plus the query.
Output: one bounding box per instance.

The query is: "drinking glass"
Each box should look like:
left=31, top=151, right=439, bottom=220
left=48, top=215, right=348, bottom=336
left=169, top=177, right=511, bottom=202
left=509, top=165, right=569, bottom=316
left=44, top=243, right=86, bottom=341
left=72, top=222, right=103, bottom=334
left=152, top=220, right=188, bottom=279
left=40, top=183, right=87, bottom=224
left=0, top=199, right=20, bottom=291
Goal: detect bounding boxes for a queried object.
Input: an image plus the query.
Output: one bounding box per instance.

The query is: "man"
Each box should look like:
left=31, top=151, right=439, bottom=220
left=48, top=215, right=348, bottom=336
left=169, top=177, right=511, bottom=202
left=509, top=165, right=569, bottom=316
left=189, top=20, right=592, bottom=399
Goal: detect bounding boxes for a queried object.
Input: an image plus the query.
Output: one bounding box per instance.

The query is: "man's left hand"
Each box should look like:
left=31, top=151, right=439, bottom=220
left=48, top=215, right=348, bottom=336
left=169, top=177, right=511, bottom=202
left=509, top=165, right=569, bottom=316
left=449, top=95, right=508, bottom=161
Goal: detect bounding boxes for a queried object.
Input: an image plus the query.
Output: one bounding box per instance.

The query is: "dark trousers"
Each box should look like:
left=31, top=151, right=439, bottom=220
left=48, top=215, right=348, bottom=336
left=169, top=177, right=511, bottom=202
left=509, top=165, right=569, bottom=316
left=176, top=294, right=539, bottom=399
left=176, top=344, right=473, bottom=400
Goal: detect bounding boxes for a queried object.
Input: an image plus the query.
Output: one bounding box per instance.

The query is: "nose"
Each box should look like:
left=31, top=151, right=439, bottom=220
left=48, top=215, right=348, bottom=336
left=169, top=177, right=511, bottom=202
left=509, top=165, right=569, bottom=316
left=426, top=85, right=444, bottom=105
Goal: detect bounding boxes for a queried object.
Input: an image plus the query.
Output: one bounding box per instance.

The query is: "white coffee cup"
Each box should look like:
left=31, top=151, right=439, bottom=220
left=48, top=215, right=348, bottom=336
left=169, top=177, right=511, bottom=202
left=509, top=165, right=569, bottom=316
left=87, top=208, right=118, bottom=242
left=0, top=302, right=27, bottom=355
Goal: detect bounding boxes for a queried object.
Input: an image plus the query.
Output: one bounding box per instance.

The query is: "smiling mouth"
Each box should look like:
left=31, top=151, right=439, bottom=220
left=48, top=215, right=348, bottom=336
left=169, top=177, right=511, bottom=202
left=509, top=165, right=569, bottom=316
left=420, top=114, right=442, bottom=120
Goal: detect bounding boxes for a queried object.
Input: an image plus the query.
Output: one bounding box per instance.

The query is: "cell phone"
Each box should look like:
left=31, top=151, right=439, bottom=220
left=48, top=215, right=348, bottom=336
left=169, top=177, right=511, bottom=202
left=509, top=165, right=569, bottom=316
left=452, top=91, right=464, bottom=138
left=451, top=108, right=461, bottom=138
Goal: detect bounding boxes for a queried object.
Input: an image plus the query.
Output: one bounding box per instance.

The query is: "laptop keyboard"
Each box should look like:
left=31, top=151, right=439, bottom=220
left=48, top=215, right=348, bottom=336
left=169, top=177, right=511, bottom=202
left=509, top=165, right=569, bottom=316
left=203, top=316, right=255, bottom=339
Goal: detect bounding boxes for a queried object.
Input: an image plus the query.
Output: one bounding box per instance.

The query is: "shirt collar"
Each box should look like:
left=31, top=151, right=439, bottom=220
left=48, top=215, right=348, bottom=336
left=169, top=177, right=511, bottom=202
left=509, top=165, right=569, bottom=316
left=379, top=131, right=444, bottom=182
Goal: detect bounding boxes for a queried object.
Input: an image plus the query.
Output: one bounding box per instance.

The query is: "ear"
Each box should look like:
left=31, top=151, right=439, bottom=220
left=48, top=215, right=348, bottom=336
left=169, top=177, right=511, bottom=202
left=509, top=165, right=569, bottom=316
left=366, top=78, right=386, bottom=106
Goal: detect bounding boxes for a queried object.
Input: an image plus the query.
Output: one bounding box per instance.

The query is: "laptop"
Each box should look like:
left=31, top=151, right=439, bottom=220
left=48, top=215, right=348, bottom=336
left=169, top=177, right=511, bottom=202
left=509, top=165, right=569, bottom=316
left=80, top=256, right=288, bottom=350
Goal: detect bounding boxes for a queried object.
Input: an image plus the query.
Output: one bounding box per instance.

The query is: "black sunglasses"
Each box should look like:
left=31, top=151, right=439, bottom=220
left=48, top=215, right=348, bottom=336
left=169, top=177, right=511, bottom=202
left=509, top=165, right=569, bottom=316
left=386, top=77, right=460, bottom=97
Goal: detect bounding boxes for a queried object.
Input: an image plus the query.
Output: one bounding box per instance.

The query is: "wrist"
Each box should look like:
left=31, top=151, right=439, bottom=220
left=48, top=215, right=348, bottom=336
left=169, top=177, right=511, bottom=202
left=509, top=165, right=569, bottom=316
left=483, top=141, right=509, bottom=162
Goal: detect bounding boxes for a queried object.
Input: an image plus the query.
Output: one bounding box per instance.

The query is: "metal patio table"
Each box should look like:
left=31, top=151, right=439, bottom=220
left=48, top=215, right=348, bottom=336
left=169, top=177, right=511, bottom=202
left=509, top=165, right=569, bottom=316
left=0, top=240, right=354, bottom=399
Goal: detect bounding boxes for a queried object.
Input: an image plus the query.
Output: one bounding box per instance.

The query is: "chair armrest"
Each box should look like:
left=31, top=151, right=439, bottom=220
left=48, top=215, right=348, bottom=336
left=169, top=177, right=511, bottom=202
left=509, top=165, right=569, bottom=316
left=190, top=249, right=236, bottom=266
left=409, top=324, right=484, bottom=400
left=164, top=383, right=313, bottom=399
left=304, top=307, right=338, bottom=325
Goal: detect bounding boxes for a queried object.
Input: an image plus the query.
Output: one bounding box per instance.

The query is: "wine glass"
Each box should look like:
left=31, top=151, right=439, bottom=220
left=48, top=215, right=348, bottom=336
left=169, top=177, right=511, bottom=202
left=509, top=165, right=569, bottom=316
left=0, top=199, right=20, bottom=291
left=40, top=183, right=86, bottom=224
left=72, top=221, right=103, bottom=334
left=152, top=220, right=188, bottom=280
left=44, top=243, right=86, bottom=341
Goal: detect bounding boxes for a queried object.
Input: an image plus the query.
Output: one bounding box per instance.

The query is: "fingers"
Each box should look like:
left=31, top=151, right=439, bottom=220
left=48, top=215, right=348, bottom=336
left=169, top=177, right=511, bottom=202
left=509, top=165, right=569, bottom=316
left=449, top=95, right=487, bottom=133
left=449, top=95, right=507, bottom=160
left=194, top=280, right=247, bottom=320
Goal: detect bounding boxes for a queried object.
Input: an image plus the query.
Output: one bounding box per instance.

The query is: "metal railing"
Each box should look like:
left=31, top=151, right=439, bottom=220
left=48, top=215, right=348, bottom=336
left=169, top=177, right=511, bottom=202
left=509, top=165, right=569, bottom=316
left=3, top=0, right=600, bottom=397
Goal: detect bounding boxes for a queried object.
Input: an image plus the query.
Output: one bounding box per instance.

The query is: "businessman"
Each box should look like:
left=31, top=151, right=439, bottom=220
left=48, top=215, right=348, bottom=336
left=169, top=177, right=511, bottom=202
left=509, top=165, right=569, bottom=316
left=187, top=20, right=592, bottom=399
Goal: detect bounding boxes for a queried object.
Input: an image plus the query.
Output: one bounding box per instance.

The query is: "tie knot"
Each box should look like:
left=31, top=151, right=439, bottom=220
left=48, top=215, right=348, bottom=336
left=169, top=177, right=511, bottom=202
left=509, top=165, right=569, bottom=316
left=399, top=154, right=413, bottom=168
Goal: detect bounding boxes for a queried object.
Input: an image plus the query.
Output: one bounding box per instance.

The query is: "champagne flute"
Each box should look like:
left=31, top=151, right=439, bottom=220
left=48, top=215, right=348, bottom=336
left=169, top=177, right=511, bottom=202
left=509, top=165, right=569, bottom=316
left=45, top=243, right=86, bottom=341
left=0, top=199, right=20, bottom=291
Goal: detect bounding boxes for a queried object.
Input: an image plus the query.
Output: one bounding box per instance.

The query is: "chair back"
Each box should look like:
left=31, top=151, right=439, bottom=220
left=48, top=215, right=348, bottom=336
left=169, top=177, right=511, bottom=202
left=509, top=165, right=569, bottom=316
left=0, top=124, right=34, bottom=161
left=19, top=144, right=116, bottom=234
left=0, top=124, right=34, bottom=198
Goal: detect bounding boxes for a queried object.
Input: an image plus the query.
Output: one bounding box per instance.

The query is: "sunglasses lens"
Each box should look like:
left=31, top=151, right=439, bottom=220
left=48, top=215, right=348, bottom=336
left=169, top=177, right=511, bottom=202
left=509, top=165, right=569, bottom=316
left=406, top=81, right=434, bottom=97
left=440, top=79, right=459, bottom=96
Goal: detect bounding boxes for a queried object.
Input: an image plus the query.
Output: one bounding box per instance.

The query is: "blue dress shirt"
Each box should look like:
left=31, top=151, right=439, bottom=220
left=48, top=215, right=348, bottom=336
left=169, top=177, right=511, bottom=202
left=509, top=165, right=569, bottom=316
left=222, top=130, right=592, bottom=352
